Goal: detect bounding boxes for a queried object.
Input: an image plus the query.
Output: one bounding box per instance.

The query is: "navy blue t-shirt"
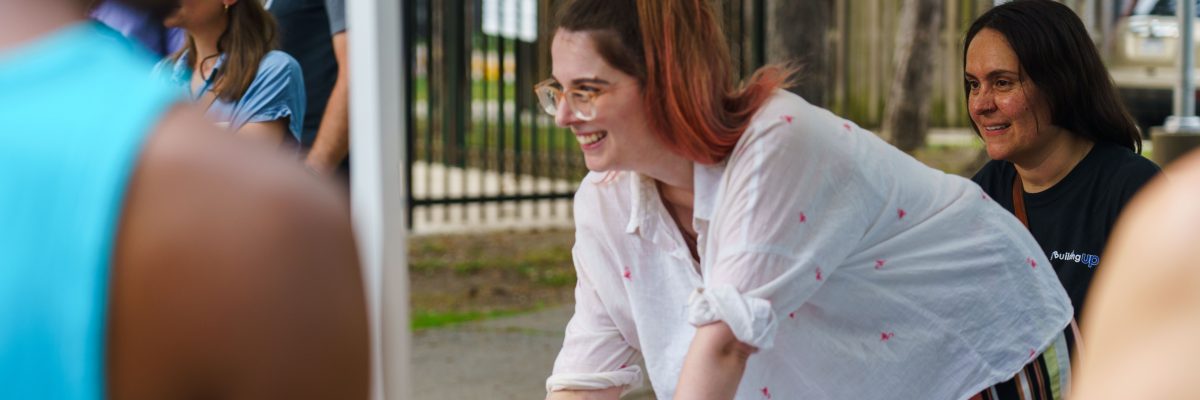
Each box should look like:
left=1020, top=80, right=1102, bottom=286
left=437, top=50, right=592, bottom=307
left=972, top=141, right=1160, bottom=321
left=267, top=0, right=345, bottom=148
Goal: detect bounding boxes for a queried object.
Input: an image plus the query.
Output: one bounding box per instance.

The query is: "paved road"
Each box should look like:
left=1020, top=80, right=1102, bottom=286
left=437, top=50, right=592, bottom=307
left=412, top=305, right=656, bottom=399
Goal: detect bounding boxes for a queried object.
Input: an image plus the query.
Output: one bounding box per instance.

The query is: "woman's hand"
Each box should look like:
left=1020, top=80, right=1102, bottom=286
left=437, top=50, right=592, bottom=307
left=672, top=322, right=757, bottom=400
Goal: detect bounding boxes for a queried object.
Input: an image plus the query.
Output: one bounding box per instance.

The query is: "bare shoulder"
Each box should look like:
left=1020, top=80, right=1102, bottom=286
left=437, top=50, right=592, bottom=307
left=107, top=105, right=368, bottom=399
left=1074, top=151, right=1200, bottom=400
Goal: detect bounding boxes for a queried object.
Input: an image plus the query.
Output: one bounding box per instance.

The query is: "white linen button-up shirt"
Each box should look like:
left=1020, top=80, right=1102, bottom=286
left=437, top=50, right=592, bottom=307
left=547, top=91, right=1072, bottom=400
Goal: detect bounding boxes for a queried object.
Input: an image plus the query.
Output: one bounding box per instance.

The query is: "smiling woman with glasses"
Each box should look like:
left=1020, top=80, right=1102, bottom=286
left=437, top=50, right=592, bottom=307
left=543, top=1, right=1075, bottom=400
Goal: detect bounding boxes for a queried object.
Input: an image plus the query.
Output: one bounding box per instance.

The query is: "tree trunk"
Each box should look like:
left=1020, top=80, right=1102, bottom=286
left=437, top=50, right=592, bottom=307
left=766, top=0, right=835, bottom=107
left=882, top=0, right=943, bottom=152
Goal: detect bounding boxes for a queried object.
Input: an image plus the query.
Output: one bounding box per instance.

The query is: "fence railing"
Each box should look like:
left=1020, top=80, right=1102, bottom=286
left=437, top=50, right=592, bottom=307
left=403, top=0, right=765, bottom=233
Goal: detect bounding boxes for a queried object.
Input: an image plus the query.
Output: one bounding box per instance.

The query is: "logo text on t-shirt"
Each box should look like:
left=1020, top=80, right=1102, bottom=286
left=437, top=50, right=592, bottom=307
left=1050, top=250, right=1099, bottom=269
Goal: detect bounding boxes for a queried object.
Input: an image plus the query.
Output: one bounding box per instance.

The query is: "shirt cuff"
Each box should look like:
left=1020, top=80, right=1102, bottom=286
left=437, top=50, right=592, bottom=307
left=246, top=106, right=301, bottom=140
left=545, top=365, right=643, bottom=395
left=687, top=284, right=778, bottom=350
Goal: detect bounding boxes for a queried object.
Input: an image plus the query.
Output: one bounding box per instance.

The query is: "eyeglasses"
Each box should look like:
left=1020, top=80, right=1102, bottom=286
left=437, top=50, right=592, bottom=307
left=533, top=78, right=602, bottom=121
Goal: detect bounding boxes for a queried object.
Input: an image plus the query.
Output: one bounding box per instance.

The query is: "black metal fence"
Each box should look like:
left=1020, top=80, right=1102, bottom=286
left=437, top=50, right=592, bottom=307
left=404, top=0, right=764, bottom=232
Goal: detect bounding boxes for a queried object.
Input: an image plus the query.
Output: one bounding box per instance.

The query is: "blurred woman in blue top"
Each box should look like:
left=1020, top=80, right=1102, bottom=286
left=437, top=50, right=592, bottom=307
left=156, top=0, right=305, bottom=145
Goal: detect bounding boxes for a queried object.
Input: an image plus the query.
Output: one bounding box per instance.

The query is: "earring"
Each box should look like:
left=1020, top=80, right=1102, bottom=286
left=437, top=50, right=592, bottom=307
left=224, top=4, right=230, bottom=11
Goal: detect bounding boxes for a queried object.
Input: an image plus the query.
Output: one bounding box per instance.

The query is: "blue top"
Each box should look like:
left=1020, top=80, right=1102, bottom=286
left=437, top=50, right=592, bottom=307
left=0, top=22, right=179, bottom=399
left=155, top=49, right=306, bottom=142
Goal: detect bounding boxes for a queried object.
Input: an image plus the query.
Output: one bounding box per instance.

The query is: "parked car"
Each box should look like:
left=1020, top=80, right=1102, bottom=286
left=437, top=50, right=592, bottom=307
left=1109, top=0, right=1200, bottom=133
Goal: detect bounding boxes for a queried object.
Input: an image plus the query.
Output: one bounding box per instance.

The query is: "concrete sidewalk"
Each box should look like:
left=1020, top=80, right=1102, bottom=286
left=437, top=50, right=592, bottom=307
left=412, top=305, right=656, bottom=399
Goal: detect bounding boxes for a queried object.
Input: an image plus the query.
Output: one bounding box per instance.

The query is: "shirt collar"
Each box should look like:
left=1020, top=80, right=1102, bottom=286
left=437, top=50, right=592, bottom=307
left=692, top=162, right=725, bottom=223
left=624, top=161, right=727, bottom=235
left=625, top=172, right=655, bottom=235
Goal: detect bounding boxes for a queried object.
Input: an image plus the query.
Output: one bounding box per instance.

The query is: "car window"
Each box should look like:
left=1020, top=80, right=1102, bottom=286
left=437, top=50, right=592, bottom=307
left=1136, top=0, right=1200, bottom=16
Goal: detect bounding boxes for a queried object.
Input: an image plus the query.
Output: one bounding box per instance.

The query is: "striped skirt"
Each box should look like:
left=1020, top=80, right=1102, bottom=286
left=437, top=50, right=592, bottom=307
left=972, top=321, right=1080, bottom=400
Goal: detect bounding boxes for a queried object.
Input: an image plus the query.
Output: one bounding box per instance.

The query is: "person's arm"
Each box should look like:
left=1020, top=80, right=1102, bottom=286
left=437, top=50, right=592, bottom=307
left=107, top=105, right=368, bottom=399
left=672, top=322, right=756, bottom=400
left=544, top=231, right=642, bottom=399
left=237, top=119, right=288, bottom=145
left=305, top=32, right=349, bottom=174
left=670, top=112, right=872, bottom=398
left=545, top=387, right=622, bottom=400
left=1073, top=152, right=1200, bottom=400
left=235, top=52, right=306, bottom=148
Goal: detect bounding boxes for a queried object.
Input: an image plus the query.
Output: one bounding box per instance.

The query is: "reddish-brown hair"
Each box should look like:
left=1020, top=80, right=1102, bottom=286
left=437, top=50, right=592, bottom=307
left=556, top=0, right=796, bottom=164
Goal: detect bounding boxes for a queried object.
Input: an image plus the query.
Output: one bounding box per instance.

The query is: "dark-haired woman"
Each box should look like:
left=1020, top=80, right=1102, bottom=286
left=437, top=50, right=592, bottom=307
left=542, top=0, right=1075, bottom=399
left=965, top=1, right=1161, bottom=398
left=156, top=0, right=304, bottom=145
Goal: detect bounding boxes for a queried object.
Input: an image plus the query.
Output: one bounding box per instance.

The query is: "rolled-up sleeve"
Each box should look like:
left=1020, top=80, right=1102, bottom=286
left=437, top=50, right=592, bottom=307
left=232, top=52, right=306, bottom=141
left=547, top=242, right=642, bottom=395
left=687, top=115, right=878, bottom=350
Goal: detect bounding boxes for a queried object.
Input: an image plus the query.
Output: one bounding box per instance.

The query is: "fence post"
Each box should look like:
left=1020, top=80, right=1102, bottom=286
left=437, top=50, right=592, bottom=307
left=1155, top=0, right=1200, bottom=166
left=347, top=0, right=408, bottom=398
left=441, top=0, right=468, bottom=167
left=404, top=0, right=416, bottom=230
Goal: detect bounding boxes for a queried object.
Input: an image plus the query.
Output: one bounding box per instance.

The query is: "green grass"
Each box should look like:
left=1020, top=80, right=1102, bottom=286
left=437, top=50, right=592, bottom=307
left=408, top=231, right=577, bottom=329
left=452, top=259, right=488, bottom=275
left=409, top=258, right=449, bottom=273
left=412, top=77, right=518, bottom=103
left=471, top=80, right=519, bottom=102
left=414, top=239, right=449, bottom=256
left=413, top=77, right=428, bottom=102
left=529, top=267, right=576, bottom=287
left=411, top=309, right=526, bottom=330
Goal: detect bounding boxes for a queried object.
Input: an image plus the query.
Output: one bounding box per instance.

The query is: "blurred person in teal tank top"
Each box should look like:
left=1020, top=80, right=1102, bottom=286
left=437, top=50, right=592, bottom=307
left=0, top=0, right=368, bottom=399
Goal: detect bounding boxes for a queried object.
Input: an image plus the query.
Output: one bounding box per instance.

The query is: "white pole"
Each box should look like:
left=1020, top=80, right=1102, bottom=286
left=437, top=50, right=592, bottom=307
left=1100, top=0, right=1114, bottom=61
left=1178, top=0, right=1196, bottom=117
left=1166, top=0, right=1200, bottom=133
left=347, top=0, right=409, bottom=399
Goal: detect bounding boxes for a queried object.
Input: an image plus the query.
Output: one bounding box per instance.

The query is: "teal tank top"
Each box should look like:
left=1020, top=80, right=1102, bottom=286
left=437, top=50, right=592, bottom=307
left=0, top=22, right=179, bottom=399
